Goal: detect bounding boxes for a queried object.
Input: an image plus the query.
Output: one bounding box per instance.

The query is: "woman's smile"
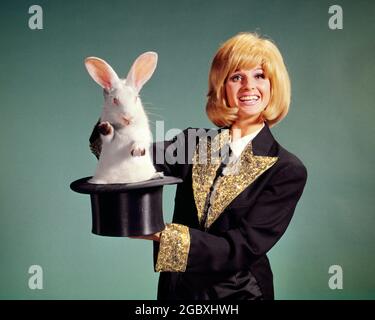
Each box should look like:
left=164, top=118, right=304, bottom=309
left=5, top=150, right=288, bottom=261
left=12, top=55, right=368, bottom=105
left=238, top=92, right=261, bottom=105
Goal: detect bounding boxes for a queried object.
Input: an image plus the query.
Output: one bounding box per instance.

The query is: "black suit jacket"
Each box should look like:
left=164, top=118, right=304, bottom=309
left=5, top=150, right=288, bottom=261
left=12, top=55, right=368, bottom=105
left=151, top=124, right=308, bottom=300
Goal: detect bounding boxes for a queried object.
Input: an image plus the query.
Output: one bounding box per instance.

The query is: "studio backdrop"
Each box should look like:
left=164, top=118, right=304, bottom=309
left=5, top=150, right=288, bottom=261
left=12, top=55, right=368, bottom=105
left=0, top=0, right=374, bottom=299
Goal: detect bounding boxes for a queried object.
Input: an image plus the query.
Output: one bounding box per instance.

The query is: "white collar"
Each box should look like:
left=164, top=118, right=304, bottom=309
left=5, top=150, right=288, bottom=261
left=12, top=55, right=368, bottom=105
left=229, top=123, right=265, bottom=158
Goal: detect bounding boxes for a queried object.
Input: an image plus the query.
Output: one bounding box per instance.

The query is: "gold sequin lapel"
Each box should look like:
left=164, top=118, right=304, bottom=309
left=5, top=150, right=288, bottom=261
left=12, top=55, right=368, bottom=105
left=192, top=129, right=230, bottom=225
left=192, top=129, right=278, bottom=229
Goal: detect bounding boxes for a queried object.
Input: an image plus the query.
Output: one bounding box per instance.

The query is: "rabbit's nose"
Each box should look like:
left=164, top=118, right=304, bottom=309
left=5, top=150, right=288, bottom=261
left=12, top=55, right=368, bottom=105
left=121, top=115, right=132, bottom=126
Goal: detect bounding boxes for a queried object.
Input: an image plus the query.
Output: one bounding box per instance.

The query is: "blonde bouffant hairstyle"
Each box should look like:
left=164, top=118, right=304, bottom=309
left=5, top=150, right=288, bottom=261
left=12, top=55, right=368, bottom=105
left=206, top=32, right=291, bottom=128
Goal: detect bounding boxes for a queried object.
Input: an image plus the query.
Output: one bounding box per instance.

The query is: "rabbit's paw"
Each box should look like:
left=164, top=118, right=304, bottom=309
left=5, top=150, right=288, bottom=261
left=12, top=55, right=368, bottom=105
left=151, top=172, right=164, bottom=179
left=131, top=143, right=146, bottom=157
left=98, top=121, right=113, bottom=136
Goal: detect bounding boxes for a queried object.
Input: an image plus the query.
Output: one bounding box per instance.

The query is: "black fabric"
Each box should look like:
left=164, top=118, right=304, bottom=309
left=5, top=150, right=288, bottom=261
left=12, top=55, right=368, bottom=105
left=151, top=124, right=308, bottom=300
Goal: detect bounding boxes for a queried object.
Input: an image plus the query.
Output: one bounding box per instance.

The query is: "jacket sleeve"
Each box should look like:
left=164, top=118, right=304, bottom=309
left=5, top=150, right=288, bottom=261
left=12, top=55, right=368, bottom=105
left=151, top=128, right=192, bottom=180
left=155, top=162, right=308, bottom=272
left=89, top=120, right=101, bottom=159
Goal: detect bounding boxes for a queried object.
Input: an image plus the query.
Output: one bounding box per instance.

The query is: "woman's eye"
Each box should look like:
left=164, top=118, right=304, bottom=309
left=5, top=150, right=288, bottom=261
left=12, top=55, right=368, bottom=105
left=255, top=73, right=265, bottom=79
left=230, top=74, right=242, bottom=82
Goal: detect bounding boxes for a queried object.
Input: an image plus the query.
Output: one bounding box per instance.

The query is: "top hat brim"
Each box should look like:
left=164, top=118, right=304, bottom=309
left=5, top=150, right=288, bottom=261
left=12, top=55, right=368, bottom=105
left=70, top=175, right=183, bottom=237
left=70, top=175, right=183, bottom=194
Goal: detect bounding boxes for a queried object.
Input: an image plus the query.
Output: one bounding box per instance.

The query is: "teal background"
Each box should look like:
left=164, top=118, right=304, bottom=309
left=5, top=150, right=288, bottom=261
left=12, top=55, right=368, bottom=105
left=0, top=0, right=374, bottom=299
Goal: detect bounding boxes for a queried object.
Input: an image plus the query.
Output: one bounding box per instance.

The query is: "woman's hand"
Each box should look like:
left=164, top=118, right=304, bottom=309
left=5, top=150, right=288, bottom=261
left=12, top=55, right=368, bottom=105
left=129, top=232, right=161, bottom=242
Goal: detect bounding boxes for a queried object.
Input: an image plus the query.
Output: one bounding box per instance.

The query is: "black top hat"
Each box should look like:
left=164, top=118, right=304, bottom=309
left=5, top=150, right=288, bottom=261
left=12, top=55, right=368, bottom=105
left=70, top=176, right=182, bottom=237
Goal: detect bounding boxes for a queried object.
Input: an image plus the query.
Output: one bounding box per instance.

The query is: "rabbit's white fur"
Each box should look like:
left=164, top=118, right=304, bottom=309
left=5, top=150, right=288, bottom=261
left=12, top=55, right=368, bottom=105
left=85, top=52, right=160, bottom=184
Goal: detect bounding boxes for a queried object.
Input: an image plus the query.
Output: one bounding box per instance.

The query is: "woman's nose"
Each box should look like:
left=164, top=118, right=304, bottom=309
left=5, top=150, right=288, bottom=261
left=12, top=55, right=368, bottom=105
left=241, top=77, right=255, bottom=90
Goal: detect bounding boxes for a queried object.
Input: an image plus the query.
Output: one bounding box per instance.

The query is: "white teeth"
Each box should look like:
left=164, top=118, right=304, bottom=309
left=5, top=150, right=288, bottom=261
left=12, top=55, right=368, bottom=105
left=239, top=95, right=259, bottom=101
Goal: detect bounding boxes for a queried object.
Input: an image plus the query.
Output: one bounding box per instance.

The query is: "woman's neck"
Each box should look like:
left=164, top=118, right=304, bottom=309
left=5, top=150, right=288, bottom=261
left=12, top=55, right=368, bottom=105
left=231, top=116, right=265, bottom=140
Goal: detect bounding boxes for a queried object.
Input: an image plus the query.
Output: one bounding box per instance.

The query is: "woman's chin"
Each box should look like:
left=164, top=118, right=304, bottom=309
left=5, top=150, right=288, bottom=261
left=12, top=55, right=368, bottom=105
left=237, top=106, right=264, bottom=119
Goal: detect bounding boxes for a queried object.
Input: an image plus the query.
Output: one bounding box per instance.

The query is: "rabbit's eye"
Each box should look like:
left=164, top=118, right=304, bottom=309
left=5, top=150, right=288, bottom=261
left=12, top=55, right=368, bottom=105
left=113, top=97, right=119, bottom=106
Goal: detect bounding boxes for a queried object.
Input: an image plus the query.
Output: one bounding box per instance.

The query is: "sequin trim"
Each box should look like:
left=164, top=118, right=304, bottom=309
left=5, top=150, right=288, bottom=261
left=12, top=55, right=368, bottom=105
left=192, top=129, right=278, bottom=229
left=192, top=130, right=230, bottom=224
left=155, top=223, right=190, bottom=272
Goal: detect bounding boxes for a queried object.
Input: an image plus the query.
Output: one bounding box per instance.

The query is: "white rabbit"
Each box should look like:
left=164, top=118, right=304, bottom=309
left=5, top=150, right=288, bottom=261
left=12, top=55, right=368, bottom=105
left=85, top=52, right=161, bottom=184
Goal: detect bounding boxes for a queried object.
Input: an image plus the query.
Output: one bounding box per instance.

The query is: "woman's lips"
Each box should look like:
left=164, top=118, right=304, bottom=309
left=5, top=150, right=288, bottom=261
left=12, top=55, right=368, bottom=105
left=238, top=94, right=260, bottom=106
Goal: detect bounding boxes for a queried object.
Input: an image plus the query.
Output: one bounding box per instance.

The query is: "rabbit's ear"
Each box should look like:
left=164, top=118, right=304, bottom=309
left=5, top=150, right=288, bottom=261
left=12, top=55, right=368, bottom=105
left=85, top=57, right=120, bottom=91
left=126, top=52, right=158, bottom=93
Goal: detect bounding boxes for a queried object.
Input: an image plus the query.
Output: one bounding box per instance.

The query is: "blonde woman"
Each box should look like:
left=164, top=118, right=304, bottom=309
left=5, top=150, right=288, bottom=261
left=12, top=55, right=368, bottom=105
left=90, top=32, right=308, bottom=300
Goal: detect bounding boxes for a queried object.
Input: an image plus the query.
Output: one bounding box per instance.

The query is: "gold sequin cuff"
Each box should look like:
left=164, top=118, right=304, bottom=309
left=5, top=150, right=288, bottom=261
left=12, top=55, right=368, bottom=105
left=155, top=223, right=190, bottom=272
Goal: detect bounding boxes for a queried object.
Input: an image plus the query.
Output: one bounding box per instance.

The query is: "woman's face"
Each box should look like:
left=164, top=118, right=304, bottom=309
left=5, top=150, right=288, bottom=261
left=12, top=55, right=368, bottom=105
left=225, top=66, right=271, bottom=120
